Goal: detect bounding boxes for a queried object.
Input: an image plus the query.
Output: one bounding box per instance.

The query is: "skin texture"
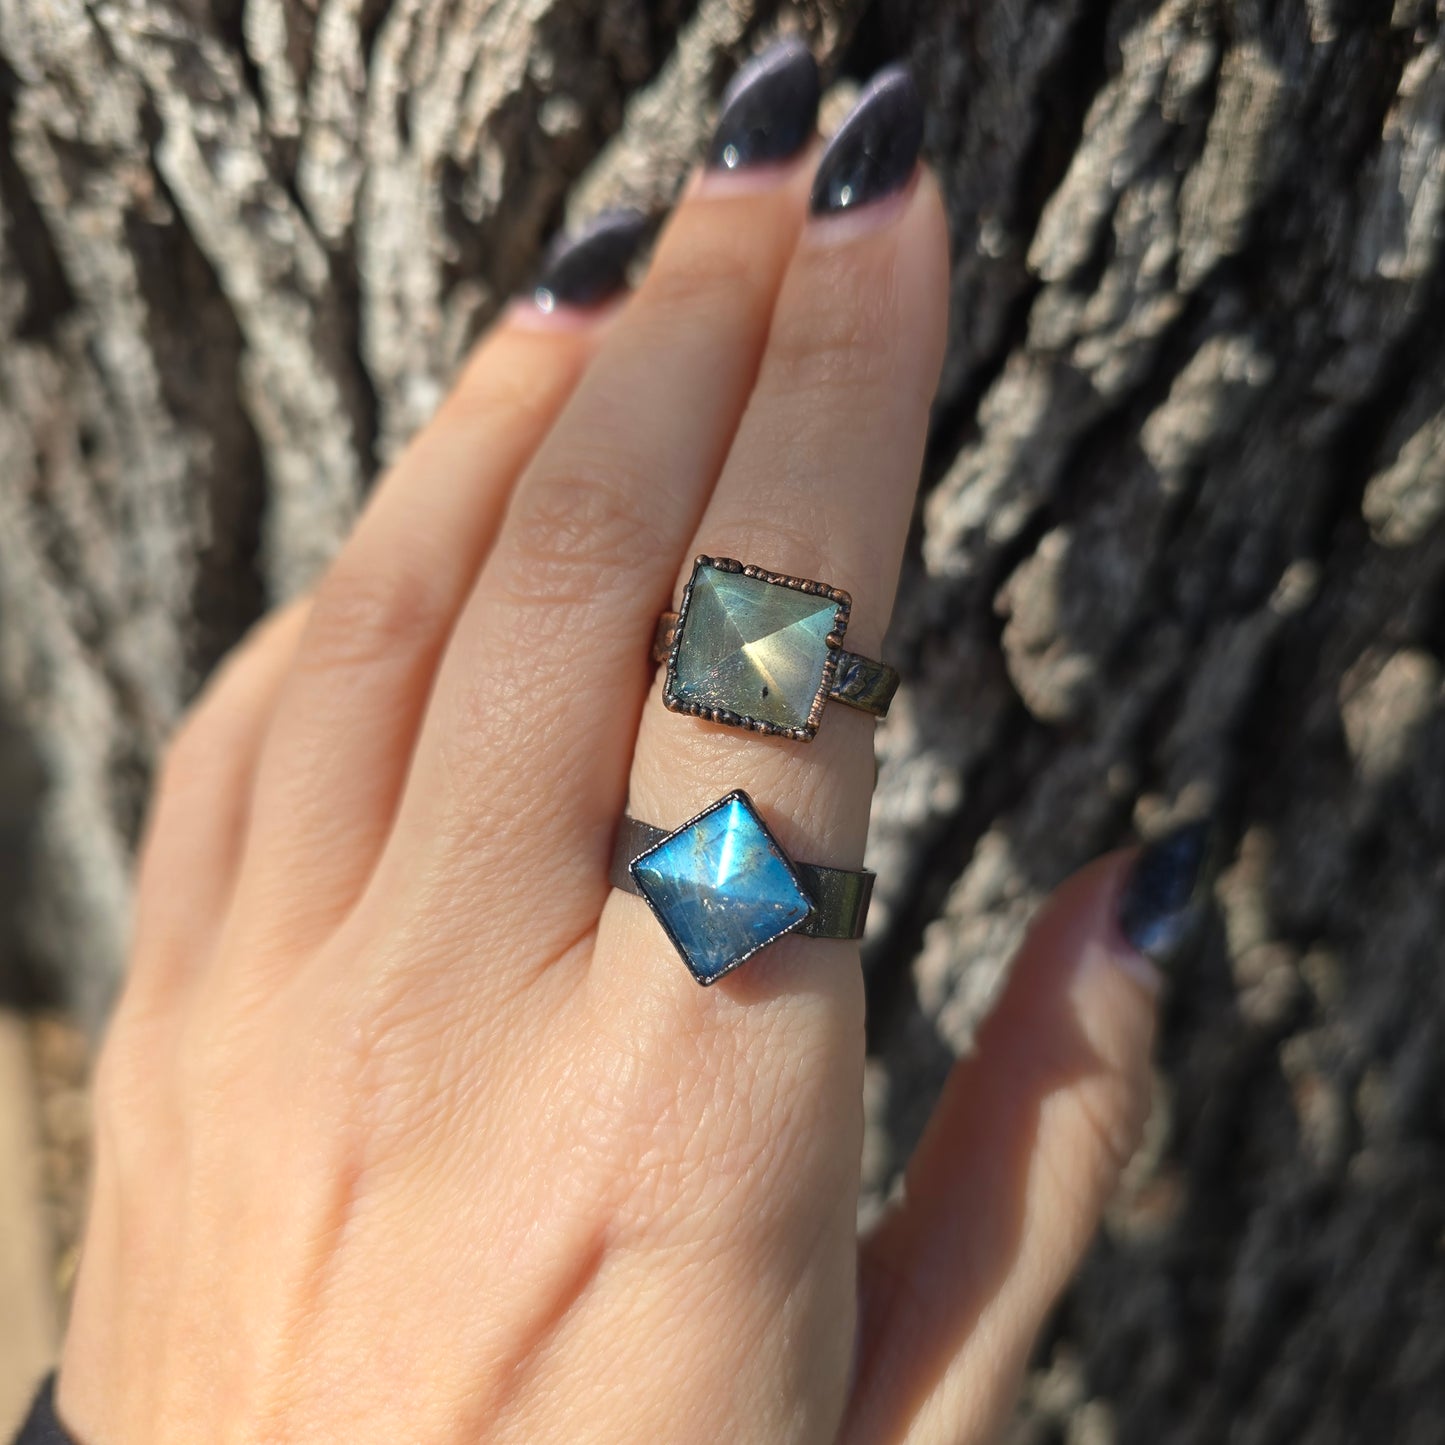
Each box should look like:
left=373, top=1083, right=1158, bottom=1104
left=57, top=132, right=1160, bottom=1445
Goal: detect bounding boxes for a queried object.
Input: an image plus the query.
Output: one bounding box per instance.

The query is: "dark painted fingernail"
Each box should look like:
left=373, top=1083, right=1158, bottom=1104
left=1118, top=820, right=1213, bottom=969
left=809, top=63, right=924, bottom=216
left=707, top=38, right=820, bottom=172
left=532, top=208, right=651, bottom=312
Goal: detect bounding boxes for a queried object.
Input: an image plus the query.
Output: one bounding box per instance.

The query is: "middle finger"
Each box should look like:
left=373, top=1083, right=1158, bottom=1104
left=385, top=49, right=826, bottom=977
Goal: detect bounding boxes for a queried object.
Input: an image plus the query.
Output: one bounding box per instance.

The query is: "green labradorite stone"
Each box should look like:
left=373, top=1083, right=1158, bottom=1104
left=672, top=565, right=838, bottom=731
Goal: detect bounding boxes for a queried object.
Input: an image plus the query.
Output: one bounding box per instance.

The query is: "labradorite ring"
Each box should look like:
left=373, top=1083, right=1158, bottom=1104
left=610, top=791, right=874, bottom=985
left=652, top=556, right=900, bottom=741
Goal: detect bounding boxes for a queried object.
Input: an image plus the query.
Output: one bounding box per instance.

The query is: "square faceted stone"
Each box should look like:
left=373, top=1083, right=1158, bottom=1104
left=630, top=793, right=813, bottom=984
left=669, top=563, right=842, bottom=734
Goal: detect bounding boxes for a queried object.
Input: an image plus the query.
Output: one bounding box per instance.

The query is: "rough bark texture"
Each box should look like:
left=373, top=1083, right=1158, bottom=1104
left=2, top=0, right=1443, bottom=1439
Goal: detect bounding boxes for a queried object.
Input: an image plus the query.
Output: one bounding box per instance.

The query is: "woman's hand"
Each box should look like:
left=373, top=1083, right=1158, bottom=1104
left=56, top=53, right=1182, bottom=1444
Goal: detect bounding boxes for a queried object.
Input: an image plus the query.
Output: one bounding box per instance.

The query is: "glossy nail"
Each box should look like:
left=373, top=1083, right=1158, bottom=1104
left=809, top=63, right=924, bottom=216
left=707, top=38, right=820, bottom=172
left=532, top=208, right=651, bottom=312
left=1118, top=821, right=1213, bottom=969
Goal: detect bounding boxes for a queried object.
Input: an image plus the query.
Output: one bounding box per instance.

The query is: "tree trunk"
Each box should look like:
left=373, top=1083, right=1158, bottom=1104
left=1, top=0, right=1441, bottom=1438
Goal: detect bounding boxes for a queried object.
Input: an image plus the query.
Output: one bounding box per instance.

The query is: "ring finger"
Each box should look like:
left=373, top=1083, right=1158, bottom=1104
left=587, top=60, right=948, bottom=1420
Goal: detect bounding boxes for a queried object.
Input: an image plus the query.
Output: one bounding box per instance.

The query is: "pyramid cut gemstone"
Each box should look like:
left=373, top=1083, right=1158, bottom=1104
left=669, top=564, right=841, bottom=733
left=630, top=793, right=813, bottom=984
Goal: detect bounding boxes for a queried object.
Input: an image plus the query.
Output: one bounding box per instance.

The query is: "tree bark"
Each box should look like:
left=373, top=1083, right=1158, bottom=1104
left=2, top=0, right=1442, bottom=1438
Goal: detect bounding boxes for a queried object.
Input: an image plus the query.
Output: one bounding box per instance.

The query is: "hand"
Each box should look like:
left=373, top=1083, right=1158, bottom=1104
left=56, top=56, right=1182, bottom=1444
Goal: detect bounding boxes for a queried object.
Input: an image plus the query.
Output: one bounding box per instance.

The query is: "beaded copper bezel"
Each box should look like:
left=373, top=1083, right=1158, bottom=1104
left=661, top=555, right=852, bottom=742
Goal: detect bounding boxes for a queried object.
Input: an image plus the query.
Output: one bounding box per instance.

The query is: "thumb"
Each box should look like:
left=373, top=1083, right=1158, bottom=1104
left=844, top=826, right=1211, bottom=1445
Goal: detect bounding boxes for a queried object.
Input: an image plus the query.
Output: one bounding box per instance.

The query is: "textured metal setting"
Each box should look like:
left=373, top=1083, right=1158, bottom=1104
left=829, top=648, right=901, bottom=715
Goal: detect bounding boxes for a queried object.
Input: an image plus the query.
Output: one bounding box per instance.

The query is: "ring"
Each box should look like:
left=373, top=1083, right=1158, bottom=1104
left=652, top=556, right=900, bottom=741
left=610, top=790, right=874, bottom=985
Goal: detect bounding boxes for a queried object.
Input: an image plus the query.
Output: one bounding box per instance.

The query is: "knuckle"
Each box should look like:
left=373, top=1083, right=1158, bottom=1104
left=499, top=461, right=663, bottom=605
left=640, top=230, right=760, bottom=320
left=1059, top=1079, right=1151, bottom=1208
left=152, top=596, right=310, bottom=797
left=301, top=558, right=446, bottom=676
left=766, top=257, right=902, bottom=397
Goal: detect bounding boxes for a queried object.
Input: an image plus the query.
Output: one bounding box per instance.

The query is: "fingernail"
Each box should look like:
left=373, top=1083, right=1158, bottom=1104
left=707, top=38, right=820, bottom=172
left=809, top=63, right=924, bottom=217
left=1118, top=821, right=1214, bottom=974
left=532, top=208, right=651, bottom=313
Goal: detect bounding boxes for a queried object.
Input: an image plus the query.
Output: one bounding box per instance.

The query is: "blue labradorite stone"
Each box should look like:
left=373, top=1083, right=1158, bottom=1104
left=630, top=794, right=813, bottom=984
left=671, top=565, right=838, bottom=732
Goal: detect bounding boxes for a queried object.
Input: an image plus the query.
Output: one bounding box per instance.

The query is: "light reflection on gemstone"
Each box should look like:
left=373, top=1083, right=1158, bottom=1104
left=670, top=565, right=838, bottom=732
left=630, top=793, right=812, bottom=984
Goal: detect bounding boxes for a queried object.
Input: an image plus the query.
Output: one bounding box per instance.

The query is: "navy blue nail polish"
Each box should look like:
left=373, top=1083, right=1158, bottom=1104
left=533, top=208, right=651, bottom=312
left=1118, top=821, right=1213, bottom=966
left=809, top=63, right=924, bottom=216
left=707, top=38, right=820, bottom=172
